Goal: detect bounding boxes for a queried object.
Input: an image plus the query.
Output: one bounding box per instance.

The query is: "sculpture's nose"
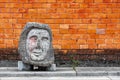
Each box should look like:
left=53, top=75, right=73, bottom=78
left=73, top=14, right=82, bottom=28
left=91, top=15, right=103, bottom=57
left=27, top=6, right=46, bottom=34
left=36, top=39, right=41, bottom=49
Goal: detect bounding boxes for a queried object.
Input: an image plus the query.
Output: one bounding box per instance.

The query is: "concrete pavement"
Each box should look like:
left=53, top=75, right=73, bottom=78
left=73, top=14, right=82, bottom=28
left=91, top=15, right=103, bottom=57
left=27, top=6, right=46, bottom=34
left=0, top=76, right=120, bottom=80
left=0, top=67, right=120, bottom=80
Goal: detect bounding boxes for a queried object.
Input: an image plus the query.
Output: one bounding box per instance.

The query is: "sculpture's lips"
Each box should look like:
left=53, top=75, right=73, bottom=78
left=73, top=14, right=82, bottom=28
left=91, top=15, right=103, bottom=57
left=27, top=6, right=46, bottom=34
left=32, top=49, right=43, bottom=53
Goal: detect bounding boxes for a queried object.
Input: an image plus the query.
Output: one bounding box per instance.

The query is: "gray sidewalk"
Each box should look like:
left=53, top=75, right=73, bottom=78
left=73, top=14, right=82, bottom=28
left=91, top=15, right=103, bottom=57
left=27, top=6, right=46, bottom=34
left=1, top=76, right=120, bottom=80
left=0, top=67, right=120, bottom=80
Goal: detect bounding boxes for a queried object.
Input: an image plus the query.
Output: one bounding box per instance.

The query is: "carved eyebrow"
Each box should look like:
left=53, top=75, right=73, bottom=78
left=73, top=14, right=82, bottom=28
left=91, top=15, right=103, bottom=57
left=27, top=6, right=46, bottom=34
left=29, top=35, right=37, bottom=39
left=41, top=37, right=48, bottom=40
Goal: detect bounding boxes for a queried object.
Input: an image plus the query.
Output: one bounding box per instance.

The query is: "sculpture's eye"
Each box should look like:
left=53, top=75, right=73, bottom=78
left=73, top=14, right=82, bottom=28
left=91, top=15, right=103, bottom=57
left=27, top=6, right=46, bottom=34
left=41, top=37, right=48, bottom=41
left=30, top=36, right=37, bottom=41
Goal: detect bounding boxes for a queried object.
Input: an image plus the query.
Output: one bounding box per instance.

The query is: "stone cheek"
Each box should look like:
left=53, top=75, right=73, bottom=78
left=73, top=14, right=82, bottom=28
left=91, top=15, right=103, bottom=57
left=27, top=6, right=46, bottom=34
left=26, top=29, right=50, bottom=61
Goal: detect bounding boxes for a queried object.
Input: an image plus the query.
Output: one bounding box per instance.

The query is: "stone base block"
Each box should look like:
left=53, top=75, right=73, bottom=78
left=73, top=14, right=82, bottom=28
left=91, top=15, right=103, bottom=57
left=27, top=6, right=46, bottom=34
left=18, top=61, right=56, bottom=71
left=18, top=61, right=32, bottom=71
left=48, top=64, right=56, bottom=71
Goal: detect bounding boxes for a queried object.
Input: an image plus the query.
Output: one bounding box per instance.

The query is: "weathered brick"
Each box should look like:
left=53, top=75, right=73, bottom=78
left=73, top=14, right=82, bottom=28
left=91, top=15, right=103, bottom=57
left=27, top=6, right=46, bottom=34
left=0, top=19, right=8, bottom=23
left=90, top=34, right=99, bottom=39
left=80, top=45, right=88, bottom=49
left=52, top=29, right=60, bottom=34
left=94, top=0, right=103, bottom=2
left=14, top=3, right=23, bottom=8
left=60, top=29, right=69, bottom=34
left=53, top=40, right=58, bottom=45
left=88, top=24, right=97, bottom=29
left=0, top=8, right=10, bottom=13
left=47, top=0, right=56, bottom=2
left=66, top=14, right=79, bottom=19
left=18, top=0, right=28, bottom=3
left=87, top=39, right=95, bottom=44
left=14, top=29, right=22, bottom=34
left=4, top=29, right=13, bottom=34
left=23, top=4, right=33, bottom=8
left=98, top=44, right=106, bottom=49
left=57, top=8, right=65, bottom=13
left=77, top=39, right=86, bottom=44
left=0, top=44, right=6, bottom=48
left=91, top=19, right=101, bottom=24
left=62, top=34, right=71, bottom=40
left=49, top=24, right=60, bottom=29
left=107, top=13, right=120, bottom=19
left=61, top=3, right=70, bottom=8
left=4, top=39, right=13, bottom=45
left=96, top=39, right=105, bottom=44
left=73, top=19, right=82, bottom=24
left=0, top=13, right=11, bottom=18
left=12, top=13, right=22, bottom=18
left=103, top=0, right=112, bottom=3
left=0, top=39, right=4, bottom=44
left=80, top=3, right=88, bottom=8
left=77, top=29, right=87, bottom=34
left=69, top=24, right=79, bottom=29
left=97, top=3, right=107, bottom=8
left=71, top=34, right=81, bottom=40
left=70, top=3, right=80, bottom=8
left=0, top=0, right=9, bottom=2
left=88, top=44, right=97, bottom=49
left=100, top=19, right=111, bottom=24
left=66, top=9, right=74, bottom=13
left=105, top=39, right=113, bottom=44
left=61, top=45, right=71, bottom=49
left=107, top=24, right=117, bottom=29
left=53, top=45, right=61, bottom=49
left=5, top=3, right=15, bottom=8
left=53, top=34, right=62, bottom=39
left=81, top=19, right=91, bottom=24
left=12, top=24, right=22, bottom=29
left=71, top=45, right=79, bottom=49
left=64, top=19, right=72, bottom=24
left=113, top=39, right=120, bottom=43
left=57, top=0, right=74, bottom=2
left=106, top=30, right=115, bottom=34
left=85, top=0, right=94, bottom=3
left=54, top=19, right=64, bottom=24
left=87, top=30, right=96, bottom=34
left=44, top=19, right=55, bottom=24
left=4, top=24, right=12, bottom=28
left=0, top=29, right=4, bottom=33
left=81, top=34, right=90, bottom=39
left=69, top=29, right=78, bottom=34
left=75, top=0, right=84, bottom=2
left=98, top=24, right=106, bottom=28
left=60, top=24, right=69, bottom=29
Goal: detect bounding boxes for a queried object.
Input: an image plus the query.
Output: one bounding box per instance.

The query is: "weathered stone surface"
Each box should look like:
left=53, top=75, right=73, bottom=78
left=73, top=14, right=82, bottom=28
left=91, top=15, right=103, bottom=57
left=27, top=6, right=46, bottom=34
left=0, top=77, right=111, bottom=80
left=18, top=22, right=55, bottom=70
left=96, top=29, right=105, bottom=34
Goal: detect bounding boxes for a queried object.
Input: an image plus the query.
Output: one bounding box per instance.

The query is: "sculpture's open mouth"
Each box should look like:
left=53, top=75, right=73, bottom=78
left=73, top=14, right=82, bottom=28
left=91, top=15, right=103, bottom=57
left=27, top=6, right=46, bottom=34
left=32, top=49, right=43, bottom=53
left=31, top=49, right=44, bottom=58
left=34, top=53, right=41, bottom=56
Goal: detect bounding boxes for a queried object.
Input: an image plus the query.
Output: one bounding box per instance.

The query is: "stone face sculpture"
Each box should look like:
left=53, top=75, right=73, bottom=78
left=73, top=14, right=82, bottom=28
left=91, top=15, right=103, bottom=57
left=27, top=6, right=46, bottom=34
left=18, top=22, right=56, bottom=71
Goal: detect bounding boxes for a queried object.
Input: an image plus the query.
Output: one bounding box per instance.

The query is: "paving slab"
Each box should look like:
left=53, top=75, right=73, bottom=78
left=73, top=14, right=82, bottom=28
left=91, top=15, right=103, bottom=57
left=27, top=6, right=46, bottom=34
left=0, top=67, right=76, bottom=77
left=76, top=67, right=120, bottom=76
left=0, top=77, right=110, bottom=80
left=108, top=76, right=120, bottom=80
left=0, top=67, right=120, bottom=77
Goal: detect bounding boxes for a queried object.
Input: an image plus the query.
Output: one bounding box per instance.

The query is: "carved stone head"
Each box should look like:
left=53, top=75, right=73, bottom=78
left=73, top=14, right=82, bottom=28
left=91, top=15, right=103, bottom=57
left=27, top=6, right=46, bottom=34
left=18, top=22, right=54, bottom=66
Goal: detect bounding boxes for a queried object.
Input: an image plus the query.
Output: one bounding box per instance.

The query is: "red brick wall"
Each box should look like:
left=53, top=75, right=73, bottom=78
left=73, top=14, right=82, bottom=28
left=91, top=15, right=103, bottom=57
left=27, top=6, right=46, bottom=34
left=0, top=0, right=120, bottom=49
